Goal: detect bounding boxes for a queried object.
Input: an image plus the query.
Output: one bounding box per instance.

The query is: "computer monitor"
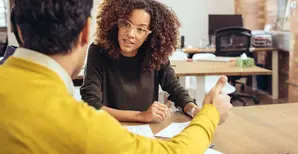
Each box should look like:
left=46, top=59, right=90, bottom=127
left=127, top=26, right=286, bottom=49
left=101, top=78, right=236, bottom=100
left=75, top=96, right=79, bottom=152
left=208, top=14, right=243, bottom=44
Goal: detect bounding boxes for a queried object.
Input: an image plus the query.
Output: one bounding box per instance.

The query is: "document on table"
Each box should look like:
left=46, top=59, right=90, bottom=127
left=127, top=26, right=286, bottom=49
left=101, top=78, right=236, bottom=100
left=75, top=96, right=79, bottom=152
left=205, top=148, right=223, bottom=154
left=155, top=121, right=223, bottom=154
left=126, top=123, right=222, bottom=154
left=125, top=125, right=155, bottom=138
left=155, top=121, right=191, bottom=138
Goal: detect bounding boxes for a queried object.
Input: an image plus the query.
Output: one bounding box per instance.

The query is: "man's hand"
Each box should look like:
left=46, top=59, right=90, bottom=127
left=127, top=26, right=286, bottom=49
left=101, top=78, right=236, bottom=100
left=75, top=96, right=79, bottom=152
left=204, top=75, right=233, bottom=125
left=137, top=101, right=171, bottom=122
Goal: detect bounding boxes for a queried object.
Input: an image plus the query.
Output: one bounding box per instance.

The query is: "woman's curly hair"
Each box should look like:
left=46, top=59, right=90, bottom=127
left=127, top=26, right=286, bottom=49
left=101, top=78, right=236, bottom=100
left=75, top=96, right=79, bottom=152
left=94, top=0, right=181, bottom=71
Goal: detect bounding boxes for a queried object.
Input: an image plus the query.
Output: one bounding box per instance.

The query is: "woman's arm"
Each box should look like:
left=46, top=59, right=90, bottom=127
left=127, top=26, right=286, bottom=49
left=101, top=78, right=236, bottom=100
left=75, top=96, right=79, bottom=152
left=80, top=44, right=105, bottom=109
left=158, top=60, right=199, bottom=115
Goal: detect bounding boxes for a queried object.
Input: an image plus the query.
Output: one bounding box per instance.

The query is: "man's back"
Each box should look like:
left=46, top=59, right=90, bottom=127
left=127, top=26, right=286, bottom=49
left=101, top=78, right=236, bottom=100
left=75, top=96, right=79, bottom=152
left=0, top=54, right=224, bottom=154
left=0, top=57, right=88, bottom=153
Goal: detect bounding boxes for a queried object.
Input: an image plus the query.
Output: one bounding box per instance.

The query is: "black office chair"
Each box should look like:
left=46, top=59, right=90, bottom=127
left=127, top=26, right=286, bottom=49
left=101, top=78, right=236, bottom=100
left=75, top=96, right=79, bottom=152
left=215, top=27, right=259, bottom=106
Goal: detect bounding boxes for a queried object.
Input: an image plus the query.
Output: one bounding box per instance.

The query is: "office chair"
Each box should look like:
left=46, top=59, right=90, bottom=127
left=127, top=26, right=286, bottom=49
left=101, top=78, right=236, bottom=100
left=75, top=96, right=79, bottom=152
left=215, top=27, right=259, bottom=106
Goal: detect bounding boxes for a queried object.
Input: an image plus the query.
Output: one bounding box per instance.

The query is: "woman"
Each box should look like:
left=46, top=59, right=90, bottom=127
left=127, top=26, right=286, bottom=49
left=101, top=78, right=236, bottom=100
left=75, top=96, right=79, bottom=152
left=80, top=0, right=200, bottom=122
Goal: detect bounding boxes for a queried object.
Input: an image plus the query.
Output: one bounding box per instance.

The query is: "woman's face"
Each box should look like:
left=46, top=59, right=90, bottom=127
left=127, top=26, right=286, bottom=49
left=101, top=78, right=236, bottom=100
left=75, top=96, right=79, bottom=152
left=117, top=9, right=151, bottom=57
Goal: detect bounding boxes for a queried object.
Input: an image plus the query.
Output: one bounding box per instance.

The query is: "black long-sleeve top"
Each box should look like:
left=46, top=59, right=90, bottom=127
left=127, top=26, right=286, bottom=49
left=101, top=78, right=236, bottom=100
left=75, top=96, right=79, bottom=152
left=80, top=44, right=194, bottom=111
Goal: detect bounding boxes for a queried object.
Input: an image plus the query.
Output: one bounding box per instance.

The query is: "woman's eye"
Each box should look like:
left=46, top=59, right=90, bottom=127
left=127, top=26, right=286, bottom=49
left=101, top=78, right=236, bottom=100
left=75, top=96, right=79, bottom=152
left=137, top=28, right=146, bottom=32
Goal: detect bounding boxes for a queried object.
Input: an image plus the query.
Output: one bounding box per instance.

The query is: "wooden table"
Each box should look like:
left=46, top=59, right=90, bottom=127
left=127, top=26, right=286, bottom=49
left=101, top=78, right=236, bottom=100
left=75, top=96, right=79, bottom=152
left=183, top=47, right=276, bottom=54
left=123, top=103, right=298, bottom=154
left=183, top=47, right=279, bottom=100
left=122, top=111, right=191, bottom=135
left=171, top=60, right=271, bottom=76
left=213, top=103, right=298, bottom=154
left=171, top=60, right=271, bottom=107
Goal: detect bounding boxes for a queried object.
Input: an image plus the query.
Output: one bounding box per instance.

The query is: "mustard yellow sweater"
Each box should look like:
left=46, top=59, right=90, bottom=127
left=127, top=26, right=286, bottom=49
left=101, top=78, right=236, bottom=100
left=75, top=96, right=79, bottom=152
left=0, top=57, right=220, bottom=154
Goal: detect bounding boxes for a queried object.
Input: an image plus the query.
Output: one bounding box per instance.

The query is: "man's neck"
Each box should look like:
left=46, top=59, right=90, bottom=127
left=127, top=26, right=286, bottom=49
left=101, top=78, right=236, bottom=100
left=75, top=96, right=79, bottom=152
left=50, top=54, right=74, bottom=78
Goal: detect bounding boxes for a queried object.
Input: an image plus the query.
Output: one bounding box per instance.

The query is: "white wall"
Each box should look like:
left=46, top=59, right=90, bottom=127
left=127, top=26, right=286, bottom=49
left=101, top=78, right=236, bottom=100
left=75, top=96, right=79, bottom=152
left=89, top=0, right=235, bottom=47
left=7, top=0, right=19, bottom=46
left=7, top=0, right=235, bottom=48
left=89, top=0, right=102, bottom=44
left=208, top=0, right=235, bottom=15
left=161, top=0, right=235, bottom=47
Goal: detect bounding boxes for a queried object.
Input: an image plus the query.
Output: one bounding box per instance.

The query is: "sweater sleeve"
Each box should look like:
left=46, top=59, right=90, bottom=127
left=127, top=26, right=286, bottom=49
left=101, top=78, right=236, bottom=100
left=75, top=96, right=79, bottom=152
left=158, top=60, right=195, bottom=110
left=80, top=44, right=105, bottom=109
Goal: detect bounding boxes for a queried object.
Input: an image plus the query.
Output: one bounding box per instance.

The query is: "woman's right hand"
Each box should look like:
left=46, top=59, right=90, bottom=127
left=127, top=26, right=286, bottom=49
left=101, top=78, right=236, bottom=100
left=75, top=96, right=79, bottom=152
left=137, top=101, right=171, bottom=122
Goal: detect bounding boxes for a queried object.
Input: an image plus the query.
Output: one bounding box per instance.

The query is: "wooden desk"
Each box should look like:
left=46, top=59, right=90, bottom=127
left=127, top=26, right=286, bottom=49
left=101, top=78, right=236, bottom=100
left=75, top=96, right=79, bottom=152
left=123, top=103, right=298, bottom=154
left=183, top=47, right=279, bottom=100
left=183, top=47, right=276, bottom=54
left=122, top=111, right=191, bottom=135
left=171, top=60, right=271, bottom=76
left=171, top=60, right=271, bottom=107
left=213, top=103, right=298, bottom=154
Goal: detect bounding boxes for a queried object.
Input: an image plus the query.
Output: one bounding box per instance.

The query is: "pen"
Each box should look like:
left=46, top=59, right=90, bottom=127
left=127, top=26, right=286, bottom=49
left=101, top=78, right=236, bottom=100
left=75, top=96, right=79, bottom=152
left=209, top=144, right=216, bottom=148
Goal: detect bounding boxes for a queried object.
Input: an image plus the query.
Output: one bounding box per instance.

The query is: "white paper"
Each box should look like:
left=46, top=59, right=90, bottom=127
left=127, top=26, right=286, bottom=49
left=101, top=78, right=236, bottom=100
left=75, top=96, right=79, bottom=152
left=155, top=121, right=191, bottom=138
left=197, top=56, right=236, bottom=62
left=205, top=148, right=223, bottom=154
left=125, top=125, right=155, bottom=138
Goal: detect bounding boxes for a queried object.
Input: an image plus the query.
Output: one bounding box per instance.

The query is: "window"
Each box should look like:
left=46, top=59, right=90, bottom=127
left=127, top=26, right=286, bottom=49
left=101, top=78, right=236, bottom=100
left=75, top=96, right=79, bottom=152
left=276, top=0, right=291, bottom=30
left=0, top=0, right=6, bottom=28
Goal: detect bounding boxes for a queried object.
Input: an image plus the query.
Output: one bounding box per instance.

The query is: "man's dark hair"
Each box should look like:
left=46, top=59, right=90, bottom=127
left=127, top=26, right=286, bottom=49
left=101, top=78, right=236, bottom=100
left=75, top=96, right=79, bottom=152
left=10, top=6, right=22, bottom=45
left=14, top=0, right=93, bottom=55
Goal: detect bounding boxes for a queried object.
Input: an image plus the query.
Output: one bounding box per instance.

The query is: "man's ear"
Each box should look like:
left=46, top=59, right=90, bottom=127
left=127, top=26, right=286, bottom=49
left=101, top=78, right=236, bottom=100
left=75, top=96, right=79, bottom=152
left=16, top=26, right=24, bottom=44
left=80, top=17, right=91, bottom=46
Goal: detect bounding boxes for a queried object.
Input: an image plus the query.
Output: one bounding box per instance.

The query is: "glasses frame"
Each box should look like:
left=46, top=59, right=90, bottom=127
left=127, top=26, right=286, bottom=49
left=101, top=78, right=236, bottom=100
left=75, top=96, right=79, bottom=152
left=117, top=19, right=152, bottom=37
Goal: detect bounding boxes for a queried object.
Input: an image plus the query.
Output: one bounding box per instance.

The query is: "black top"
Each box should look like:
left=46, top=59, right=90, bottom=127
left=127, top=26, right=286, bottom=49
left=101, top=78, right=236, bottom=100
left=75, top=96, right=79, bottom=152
left=80, top=44, right=194, bottom=111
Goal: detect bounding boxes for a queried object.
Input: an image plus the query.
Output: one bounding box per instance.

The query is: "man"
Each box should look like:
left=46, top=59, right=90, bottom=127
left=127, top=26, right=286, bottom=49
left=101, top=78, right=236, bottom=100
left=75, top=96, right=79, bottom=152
left=0, top=0, right=232, bottom=153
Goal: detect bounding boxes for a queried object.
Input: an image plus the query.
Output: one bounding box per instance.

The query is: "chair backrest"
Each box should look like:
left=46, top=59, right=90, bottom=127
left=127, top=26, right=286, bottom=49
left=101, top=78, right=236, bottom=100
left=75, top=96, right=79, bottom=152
left=169, top=51, right=188, bottom=60
left=215, top=27, right=251, bottom=57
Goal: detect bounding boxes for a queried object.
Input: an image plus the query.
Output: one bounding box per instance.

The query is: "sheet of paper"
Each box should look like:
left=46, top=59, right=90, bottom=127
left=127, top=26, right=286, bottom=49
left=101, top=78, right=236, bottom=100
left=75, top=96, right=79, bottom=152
left=155, top=121, right=191, bottom=138
left=205, top=148, right=223, bottom=154
left=125, top=125, right=155, bottom=138
left=197, top=56, right=236, bottom=62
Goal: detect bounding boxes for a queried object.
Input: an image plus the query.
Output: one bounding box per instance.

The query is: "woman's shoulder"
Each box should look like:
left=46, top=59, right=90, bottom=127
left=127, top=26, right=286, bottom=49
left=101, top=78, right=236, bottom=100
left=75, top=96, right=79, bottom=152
left=87, top=43, right=111, bottom=61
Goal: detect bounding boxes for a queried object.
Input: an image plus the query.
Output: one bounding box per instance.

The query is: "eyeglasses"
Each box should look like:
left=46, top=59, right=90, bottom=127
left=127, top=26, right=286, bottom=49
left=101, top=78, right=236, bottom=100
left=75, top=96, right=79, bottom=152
left=117, top=19, right=152, bottom=38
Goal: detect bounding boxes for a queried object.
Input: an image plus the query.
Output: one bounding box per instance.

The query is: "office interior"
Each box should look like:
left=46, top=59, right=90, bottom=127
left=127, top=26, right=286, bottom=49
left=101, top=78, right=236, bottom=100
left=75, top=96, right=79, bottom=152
left=2, top=0, right=295, bottom=105
left=1, top=0, right=298, bottom=153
